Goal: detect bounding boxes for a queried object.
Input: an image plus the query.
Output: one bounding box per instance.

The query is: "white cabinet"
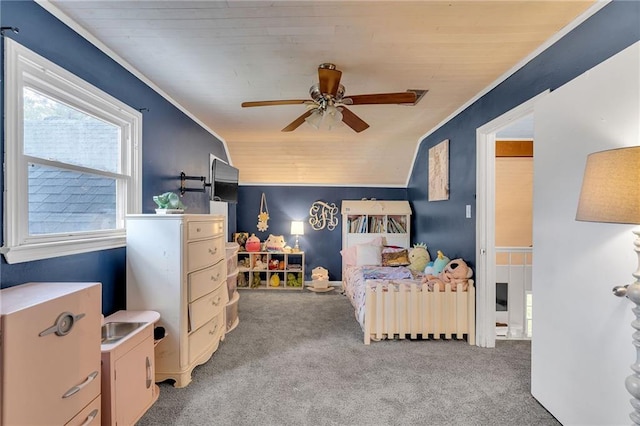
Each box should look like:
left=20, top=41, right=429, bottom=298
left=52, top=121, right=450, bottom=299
left=341, top=200, right=412, bottom=271
left=100, top=310, right=160, bottom=426
left=126, top=214, right=227, bottom=388
left=0, top=282, right=102, bottom=425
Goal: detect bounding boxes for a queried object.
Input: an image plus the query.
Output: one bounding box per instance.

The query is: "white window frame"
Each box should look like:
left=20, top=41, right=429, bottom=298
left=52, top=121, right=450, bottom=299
left=2, top=38, right=142, bottom=264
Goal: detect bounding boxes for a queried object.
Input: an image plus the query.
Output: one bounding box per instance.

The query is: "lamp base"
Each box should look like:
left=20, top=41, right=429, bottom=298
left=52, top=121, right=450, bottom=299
left=625, top=229, right=640, bottom=424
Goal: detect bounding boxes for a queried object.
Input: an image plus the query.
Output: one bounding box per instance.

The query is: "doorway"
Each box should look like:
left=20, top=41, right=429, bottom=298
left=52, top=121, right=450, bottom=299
left=475, top=91, right=547, bottom=348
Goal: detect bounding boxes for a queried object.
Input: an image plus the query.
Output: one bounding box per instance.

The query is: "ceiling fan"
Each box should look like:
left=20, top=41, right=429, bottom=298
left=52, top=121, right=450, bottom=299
left=241, top=63, right=419, bottom=133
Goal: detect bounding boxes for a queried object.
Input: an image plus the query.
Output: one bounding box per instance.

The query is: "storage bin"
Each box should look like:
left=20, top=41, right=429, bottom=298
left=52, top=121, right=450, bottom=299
left=227, top=269, right=238, bottom=300
left=225, top=242, right=239, bottom=272
left=226, top=291, right=240, bottom=332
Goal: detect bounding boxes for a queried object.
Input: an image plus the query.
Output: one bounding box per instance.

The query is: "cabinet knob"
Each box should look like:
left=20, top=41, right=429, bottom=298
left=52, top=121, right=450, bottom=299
left=196, top=227, right=201, bottom=232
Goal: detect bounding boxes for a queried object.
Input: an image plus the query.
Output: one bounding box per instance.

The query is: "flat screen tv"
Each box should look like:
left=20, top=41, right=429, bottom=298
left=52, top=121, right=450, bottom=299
left=211, top=159, right=239, bottom=204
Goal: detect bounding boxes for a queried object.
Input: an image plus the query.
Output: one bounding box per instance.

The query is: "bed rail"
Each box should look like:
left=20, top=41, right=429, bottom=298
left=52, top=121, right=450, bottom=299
left=363, top=280, right=475, bottom=345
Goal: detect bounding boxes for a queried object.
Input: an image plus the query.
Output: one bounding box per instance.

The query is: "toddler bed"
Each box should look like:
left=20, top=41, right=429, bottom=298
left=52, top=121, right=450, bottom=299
left=341, top=245, right=475, bottom=345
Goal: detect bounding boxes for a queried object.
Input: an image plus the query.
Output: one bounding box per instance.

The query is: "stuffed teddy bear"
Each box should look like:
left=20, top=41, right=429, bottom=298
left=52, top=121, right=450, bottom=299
left=408, top=243, right=430, bottom=273
left=421, top=258, right=472, bottom=292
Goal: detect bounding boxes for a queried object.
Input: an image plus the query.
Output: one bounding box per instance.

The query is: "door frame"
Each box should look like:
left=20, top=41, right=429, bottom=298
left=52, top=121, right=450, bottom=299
left=475, top=90, right=548, bottom=348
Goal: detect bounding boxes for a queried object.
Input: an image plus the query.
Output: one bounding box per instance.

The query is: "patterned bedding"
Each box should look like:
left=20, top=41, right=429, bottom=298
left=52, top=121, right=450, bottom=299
left=343, top=265, right=418, bottom=329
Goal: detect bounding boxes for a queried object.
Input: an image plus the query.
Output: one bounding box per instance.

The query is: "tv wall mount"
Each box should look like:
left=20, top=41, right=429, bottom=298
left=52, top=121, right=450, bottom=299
left=179, top=171, right=211, bottom=196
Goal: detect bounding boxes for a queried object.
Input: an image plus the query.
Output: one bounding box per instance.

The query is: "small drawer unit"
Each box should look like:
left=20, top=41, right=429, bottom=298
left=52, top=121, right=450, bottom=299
left=224, top=242, right=240, bottom=334
left=126, top=214, right=228, bottom=388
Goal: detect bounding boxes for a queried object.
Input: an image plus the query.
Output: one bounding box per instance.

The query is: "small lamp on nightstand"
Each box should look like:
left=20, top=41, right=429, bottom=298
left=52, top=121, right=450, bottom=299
left=291, top=221, right=304, bottom=252
left=575, top=145, right=640, bottom=423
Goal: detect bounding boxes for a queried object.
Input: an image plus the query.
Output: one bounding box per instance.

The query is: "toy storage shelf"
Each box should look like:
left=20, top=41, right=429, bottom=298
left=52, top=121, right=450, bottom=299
left=237, top=251, right=305, bottom=290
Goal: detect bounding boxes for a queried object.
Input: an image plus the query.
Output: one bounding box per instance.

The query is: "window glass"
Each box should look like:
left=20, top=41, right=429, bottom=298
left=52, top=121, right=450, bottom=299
left=27, top=163, right=116, bottom=235
left=23, top=87, right=121, bottom=173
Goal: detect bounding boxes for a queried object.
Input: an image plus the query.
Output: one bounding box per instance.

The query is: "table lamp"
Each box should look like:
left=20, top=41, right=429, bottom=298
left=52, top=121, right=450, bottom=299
left=575, top=146, right=640, bottom=423
left=291, top=221, right=304, bottom=252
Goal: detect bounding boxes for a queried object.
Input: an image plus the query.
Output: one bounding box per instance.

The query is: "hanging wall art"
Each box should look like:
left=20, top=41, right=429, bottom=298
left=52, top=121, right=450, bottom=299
left=428, top=139, right=450, bottom=201
left=257, top=193, right=270, bottom=231
left=309, top=201, right=339, bottom=231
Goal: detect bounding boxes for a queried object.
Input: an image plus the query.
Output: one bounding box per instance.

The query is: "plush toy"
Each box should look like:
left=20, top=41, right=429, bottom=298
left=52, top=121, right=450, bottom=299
left=251, top=272, right=262, bottom=288
left=421, top=258, right=472, bottom=292
left=408, top=243, right=430, bottom=273
left=237, top=272, right=247, bottom=287
left=432, top=250, right=450, bottom=275
left=265, top=234, right=286, bottom=251
left=424, top=261, right=435, bottom=276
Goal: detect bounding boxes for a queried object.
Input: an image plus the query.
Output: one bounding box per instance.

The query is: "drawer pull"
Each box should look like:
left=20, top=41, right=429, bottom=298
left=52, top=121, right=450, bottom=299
left=211, top=296, right=222, bottom=306
left=196, top=227, right=201, bottom=232
left=210, top=273, right=220, bottom=282
left=80, top=409, right=99, bottom=426
left=208, top=323, right=219, bottom=335
left=208, top=247, right=217, bottom=255
left=62, top=371, right=98, bottom=399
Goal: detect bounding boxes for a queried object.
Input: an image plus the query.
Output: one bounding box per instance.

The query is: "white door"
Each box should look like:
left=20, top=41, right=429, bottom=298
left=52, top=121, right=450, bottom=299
left=529, top=43, right=639, bottom=425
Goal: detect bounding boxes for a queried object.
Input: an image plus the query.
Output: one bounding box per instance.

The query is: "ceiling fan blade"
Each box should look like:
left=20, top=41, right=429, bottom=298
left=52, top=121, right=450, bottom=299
left=340, top=107, right=369, bottom=133
left=345, top=91, right=418, bottom=105
left=318, top=67, right=342, bottom=96
left=242, top=100, right=309, bottom=107
left=282, top=110, right=314, bottom=132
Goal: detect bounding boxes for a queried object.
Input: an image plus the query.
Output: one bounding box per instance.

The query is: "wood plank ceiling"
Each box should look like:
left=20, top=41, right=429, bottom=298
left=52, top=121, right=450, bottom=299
left=48, top=0, right=596, bottom=186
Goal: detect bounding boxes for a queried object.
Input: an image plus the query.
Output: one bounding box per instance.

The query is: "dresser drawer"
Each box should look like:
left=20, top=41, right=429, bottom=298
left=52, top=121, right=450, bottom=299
left=188, top=262, right=225, bottom=303
left=65, top=394, right=100, bottom=426
left=188, top=313, right=223, bottom=364
left=187, top=235, right=224, bottom=272
left=187, top=220, right=223, bottom=241
left=188, top=284, right=226, bottom=332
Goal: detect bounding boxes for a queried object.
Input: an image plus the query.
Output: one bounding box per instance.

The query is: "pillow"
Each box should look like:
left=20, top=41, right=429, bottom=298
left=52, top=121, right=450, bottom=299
left=356, top=244, right=382, bottom=266
left=381, top=247, right=410, bottom=266
left=340, top=237, right=384, bottom=267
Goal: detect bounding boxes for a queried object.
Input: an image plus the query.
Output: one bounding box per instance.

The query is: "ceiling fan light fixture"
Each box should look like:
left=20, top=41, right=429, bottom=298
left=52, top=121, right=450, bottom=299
left=304, top=109, right=323, bottom=129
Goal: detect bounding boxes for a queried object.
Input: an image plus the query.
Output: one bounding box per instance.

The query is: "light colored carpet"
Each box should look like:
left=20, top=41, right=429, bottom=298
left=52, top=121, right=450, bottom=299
left=137, top=290, right=558, bottom=426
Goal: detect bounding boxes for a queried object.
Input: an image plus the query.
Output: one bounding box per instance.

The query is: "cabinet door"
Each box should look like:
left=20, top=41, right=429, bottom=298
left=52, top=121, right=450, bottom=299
left=114, top=336, right=154, bottom=425
left=1, top=285, right=101, bottom=425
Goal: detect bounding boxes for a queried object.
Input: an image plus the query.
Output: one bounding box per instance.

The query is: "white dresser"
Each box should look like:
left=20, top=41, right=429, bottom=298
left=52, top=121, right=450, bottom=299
left=0, top=282, right=102, bottom=425
left=126, top=214, right=227, bottom=388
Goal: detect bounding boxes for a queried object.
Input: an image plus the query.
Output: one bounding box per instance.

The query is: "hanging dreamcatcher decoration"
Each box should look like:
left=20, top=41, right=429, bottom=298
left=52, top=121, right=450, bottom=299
left=257, top=193, right=270, bottom=231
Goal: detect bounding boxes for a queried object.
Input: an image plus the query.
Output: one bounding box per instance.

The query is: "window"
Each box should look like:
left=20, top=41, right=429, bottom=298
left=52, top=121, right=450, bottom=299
left=2, top=39, right=141, bottom=264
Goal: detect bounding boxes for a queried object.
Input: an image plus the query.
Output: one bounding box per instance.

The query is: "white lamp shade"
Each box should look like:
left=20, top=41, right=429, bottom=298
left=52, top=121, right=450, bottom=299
left=291, top=221, right=305, bottom=236
left=576, top=146, right=640, bottom=225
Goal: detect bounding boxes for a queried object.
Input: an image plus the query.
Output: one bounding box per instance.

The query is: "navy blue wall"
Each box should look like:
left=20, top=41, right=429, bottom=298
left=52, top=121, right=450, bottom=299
left=408, top=0, right=640, bottom=269
left=0, top=1, right=229, bottom=314
left=2, top=1, right=638, bottom=313
left=236, top=186, right=406, bottom=281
